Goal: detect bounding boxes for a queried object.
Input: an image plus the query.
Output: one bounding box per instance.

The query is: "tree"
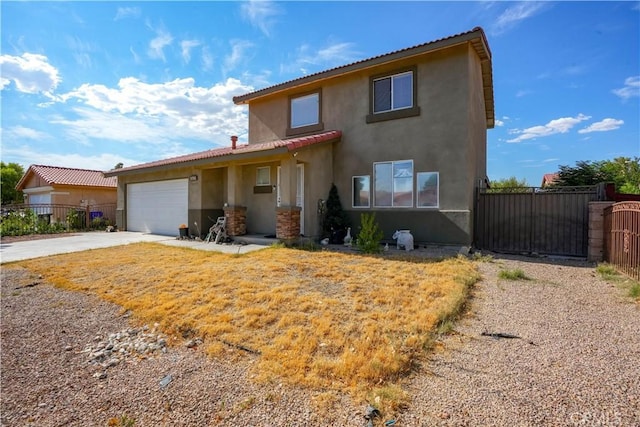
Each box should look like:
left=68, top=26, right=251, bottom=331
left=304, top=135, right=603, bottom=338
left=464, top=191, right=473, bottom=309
left=113, top=162, right=124, bottom=169
left=490, top=176, right=529, bottom=188
left=556, top=160, right=612, bottom=186
left=322, top=183, right=350, bottom=243
left=601, top=157, right=640, bottom=194
left=488, top=176, right=531, bottom=193
left=555, top=157, right=640, bottom=194
left=0, top=162, right=25, bottom=205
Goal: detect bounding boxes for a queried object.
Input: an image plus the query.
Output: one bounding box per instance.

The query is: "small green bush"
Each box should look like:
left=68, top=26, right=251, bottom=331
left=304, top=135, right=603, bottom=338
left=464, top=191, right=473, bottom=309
left=498, top=268, right=530, bottom=280
left=596, top=263, right=620, bottom=280
left=356, top=213, right=383, bottom=254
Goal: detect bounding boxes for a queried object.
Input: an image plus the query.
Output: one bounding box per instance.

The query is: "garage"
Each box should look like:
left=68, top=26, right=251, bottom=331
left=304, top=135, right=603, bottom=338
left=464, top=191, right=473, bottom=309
left=126, top=179, right=188, bottom=236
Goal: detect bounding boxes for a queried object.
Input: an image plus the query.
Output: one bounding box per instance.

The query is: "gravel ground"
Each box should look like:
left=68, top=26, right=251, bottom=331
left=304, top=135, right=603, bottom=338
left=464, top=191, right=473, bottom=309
left=1, top=253, right=639, bottom=427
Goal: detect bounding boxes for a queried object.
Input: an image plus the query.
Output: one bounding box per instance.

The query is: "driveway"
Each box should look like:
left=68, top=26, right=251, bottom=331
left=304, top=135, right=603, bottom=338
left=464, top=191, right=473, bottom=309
left=0, top=231, right=268, bottom=263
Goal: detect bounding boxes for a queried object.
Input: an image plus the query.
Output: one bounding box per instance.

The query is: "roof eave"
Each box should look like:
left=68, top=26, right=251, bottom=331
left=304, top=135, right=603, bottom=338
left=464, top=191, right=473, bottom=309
left=233, top=28, right=491, bottom=105
left=104, top=131, right=342, bottom=177
left=103, top=146, right=291, bottom=177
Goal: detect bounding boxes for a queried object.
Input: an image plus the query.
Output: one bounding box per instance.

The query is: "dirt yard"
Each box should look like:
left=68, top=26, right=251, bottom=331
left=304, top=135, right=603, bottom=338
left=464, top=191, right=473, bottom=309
left=1, top=248, right=639, bottom=426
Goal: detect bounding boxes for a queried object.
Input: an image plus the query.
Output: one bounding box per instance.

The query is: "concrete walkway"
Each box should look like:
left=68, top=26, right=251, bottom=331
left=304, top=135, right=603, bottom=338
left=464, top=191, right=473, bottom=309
left=0, top=231, right=270, bottom=264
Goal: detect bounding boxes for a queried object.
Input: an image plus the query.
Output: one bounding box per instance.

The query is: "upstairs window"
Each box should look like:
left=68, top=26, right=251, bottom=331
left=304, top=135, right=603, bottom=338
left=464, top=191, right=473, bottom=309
left=287, top=90, right=323, bottom=136
left=373, top=71, right=413, bottom=113
left=367, top=67, right=420, bottom=123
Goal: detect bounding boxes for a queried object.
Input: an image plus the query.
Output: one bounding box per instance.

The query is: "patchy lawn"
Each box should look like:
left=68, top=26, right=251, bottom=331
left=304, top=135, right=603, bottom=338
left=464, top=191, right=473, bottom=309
left=11, top=243, right=479, bottom=412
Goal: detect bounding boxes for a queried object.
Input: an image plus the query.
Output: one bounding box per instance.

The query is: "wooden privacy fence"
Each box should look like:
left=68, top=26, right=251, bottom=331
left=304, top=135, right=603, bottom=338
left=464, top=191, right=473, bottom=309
left=603, top=201, right=640, bottom=281
left=475, top=186, right=600, bottom=257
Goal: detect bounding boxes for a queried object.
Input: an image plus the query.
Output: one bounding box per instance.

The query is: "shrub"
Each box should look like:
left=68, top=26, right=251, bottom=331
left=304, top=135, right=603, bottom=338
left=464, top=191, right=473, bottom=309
left=498, top=268, right=530, bottom=280
left=356, top=212, right=383, bottom=254
left=321, top=183, right=350, bottom=243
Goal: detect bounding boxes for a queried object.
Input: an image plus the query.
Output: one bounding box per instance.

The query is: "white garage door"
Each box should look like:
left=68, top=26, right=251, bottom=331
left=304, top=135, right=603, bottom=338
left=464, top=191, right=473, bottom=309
left=127, top=179, right=188, bottom=236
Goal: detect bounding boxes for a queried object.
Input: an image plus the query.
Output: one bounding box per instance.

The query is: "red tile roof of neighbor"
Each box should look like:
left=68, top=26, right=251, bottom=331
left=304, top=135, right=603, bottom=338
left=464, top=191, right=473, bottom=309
left=541, top=173, right=560, bottom=187
left=104, top=130, right=342, bottom=176
left=16, top=165, right=117, bottom=190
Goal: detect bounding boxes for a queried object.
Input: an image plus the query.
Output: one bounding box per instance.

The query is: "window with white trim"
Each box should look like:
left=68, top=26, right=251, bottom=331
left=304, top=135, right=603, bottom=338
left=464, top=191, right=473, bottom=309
left=374, top=160, right=414, bottom=207
left=352, top=175, right=370, bottom=208
left=256, top=166, right=270, bottom=186
left=417, top=172, right=439, bottom=208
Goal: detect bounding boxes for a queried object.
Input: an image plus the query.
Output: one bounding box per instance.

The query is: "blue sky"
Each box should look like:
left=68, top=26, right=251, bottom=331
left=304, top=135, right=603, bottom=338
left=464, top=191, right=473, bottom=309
left=1, top=1, right=639, bottom=186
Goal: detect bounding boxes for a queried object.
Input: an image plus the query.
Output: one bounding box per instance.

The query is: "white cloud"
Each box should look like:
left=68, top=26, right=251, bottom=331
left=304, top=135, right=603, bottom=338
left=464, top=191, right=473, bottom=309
left=2, top=125, right=49, bottom=141
left=201, top=46, right=214, bottom=71
left=181, top=39, right=200, bottom=64
left=2, top=143, right=140, bottom=172
left=281, top=41, right=360, bottom=75
left=224, top=40, right=254, bottom=74
left=578, top=118, right=624, bottom=134
left=240, top=0, right=282, bottom=36
left=56, top=77, right=253, bottom=145
left=316, top=42, right=359, bottom=64
left=129, top=46, right=141, bottom=64
left=612, top=76, right=640, bottom=100
left=0, top=53, right=61, bottom=95
left=491, top=2, right=546, bottom=35
left=507, top=113, right=591, bottom=143
left=50, top=108, right=174, bottom=145
left=516, top=89, right=531, bottom=97
left=148, top=29, right=173, bottom=62
left=114, top=7, right=141, bottom=21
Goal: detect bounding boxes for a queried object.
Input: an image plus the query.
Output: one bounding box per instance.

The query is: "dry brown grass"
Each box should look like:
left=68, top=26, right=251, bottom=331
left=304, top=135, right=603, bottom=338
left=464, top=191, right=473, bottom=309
left=11, top=243, right=479, bottom=413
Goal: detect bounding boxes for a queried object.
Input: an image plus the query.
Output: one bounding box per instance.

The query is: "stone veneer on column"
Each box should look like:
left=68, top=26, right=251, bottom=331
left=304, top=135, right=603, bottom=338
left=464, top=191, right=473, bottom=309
left=276, top=206, right=301, bottom=241
left=223, top=206, right=247, bottom=236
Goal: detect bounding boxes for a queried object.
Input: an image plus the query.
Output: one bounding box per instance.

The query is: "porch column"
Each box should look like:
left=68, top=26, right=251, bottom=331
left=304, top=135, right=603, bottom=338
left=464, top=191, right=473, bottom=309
left=276, top=157, right=300, bottom=241
left=224, top=205, right=247, bottom=236
left=225, top=164, right=246, bottom=236
left=276, top=206, right=301, bottom=241
left=226, top=164, right=243, bottom=206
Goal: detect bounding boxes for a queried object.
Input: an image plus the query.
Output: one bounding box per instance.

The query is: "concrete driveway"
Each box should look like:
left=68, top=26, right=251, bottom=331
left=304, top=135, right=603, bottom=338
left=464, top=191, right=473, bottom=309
left=0, top=231, right=269, bottom=264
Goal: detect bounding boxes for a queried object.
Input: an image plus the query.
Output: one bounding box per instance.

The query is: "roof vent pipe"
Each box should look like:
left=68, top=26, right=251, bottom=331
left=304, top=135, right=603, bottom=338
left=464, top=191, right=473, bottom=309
left=231, top=135, right=238, bottom=149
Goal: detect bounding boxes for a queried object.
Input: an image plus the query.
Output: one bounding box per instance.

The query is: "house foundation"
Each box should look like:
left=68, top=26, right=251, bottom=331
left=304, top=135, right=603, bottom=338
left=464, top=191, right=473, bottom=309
left=276, top=206, right=301, bottom=241
left=223, top=205, right=247, bottom=236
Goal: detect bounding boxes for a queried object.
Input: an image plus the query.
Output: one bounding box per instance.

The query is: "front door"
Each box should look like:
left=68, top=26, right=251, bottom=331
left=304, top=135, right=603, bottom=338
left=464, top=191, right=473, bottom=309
left=277, top=164, right=304, bottom=235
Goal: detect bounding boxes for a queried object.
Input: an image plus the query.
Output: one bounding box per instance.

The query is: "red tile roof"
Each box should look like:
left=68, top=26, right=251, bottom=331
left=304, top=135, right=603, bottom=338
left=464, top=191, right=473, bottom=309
left=105, top=130, right=342, bottom=176
left=16, top=165, right=117, bottom=190
left=541, top=173, right=560, bottom=187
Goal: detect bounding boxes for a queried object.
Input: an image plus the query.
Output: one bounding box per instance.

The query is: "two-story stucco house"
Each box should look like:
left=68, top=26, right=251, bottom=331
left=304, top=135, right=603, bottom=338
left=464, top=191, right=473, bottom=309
left=106, top=27, right=494, bottom=245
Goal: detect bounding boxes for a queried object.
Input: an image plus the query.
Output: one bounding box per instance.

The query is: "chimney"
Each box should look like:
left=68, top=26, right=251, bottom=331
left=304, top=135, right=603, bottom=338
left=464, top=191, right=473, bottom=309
left=231, top=135, right=238, bottom=149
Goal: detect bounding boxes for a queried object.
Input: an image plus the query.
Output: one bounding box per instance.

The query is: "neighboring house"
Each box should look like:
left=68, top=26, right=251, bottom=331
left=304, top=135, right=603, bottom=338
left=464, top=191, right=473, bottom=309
left=15, top=165, right=117, bottom=221
left=105, top=27, right=494, bottom=245
left=541, top=173, right=560, bottom=188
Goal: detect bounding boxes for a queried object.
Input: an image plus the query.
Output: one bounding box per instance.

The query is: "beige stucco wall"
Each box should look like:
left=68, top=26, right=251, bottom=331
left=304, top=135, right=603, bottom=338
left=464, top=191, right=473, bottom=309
left=50, top=186, right=116, bottom=206
left=245, top=43, right=488, bottom=244
left=236, top=141, right=334, bottom=237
